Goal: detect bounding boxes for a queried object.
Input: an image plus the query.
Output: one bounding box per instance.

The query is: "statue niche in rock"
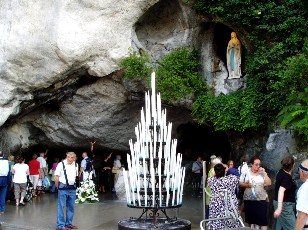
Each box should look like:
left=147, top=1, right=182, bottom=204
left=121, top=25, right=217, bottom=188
left=227, top=32, right=242, bottom=79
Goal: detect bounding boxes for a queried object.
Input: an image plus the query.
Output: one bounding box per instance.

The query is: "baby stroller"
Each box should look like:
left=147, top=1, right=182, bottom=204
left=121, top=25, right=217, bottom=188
left=24, top=179, right=33, bottom=202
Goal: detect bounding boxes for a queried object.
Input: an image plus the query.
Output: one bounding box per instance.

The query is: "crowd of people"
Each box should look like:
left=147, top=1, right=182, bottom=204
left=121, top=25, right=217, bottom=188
left=0, top=148, right=308, bottom=230
left=193, top=154, right=308, bottom=230
left=0, top=145, right=124, bottom=230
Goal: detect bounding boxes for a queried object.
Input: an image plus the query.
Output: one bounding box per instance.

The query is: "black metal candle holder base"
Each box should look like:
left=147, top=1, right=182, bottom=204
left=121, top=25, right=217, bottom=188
left=118, top=217, right=191, bottom=230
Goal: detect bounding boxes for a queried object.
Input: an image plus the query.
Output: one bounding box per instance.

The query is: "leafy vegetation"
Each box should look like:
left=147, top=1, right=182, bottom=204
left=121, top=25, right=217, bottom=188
left=192, top=0, right=308, bottom=138
left=120, top=48, right=207, bottom=102
left=119, top=51, right=152, bottom=80
left=156, top=48, right=207, bottom=102
left=120, top=0, right=308, bottom=140
left=277, top=88, right=308, bottom=141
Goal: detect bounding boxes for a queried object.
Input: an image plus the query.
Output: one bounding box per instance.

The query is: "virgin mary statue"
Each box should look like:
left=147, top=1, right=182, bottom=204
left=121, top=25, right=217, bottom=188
left=227, top=32, right=241, bottom=79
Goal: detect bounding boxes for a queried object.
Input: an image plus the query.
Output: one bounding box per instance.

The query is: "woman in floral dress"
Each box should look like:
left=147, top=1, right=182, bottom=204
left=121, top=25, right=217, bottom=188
left=207, top=163, right=240, bottom=230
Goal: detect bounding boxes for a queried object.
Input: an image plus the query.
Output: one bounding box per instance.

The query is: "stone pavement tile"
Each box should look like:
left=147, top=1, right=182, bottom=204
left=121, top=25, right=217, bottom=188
left=0, top=192, right=203, bottom=230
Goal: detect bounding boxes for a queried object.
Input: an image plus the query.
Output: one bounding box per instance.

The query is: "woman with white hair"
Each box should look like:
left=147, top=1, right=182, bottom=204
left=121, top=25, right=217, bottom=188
left=205, top=157, right=222, bottom=218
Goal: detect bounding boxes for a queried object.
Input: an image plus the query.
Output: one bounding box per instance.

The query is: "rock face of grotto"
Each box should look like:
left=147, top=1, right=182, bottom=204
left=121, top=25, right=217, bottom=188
left=0, top=0, right=307, bottom=174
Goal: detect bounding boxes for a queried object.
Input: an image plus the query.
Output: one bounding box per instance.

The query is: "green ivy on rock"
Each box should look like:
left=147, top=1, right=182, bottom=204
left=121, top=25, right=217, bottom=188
left=192, top=0, right=308, bottom=139
left=119, top=51, right=152, bottom=80
left=120, top=47, right=208, bottom=102
left=119, top=0, right=308, bottom=140
left=156, top=48, right=207, bottom=102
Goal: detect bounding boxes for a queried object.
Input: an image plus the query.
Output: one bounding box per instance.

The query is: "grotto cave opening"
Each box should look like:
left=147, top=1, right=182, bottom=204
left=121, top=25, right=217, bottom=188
left=176, top=123, right=232, bottom=164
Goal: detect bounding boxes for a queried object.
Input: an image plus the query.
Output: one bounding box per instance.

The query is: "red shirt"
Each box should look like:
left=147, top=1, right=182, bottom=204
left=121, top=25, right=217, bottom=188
left=29, top=159, right=41, bottom=175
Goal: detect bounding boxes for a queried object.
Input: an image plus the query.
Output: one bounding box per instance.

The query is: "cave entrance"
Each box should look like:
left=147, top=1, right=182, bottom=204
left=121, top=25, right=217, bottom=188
left=176, top=123, right=231, bottom=163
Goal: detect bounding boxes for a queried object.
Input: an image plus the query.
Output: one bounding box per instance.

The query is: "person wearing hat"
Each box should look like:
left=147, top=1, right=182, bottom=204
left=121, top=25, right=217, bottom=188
left=205, top=157, right=222, bottom=218
left=295, top=159, right=308, bottom=230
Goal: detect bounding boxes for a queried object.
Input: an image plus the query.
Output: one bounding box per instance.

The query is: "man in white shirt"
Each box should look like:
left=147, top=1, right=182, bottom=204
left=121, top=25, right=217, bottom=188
left=192, top=156, right=203, bottom=197
left=55, top=152, right=79, bottom=230
left=0, top=150, right=9, bottom=214
left=37, top=152, right=47, bottom=180
left=78, top=152, right=92, bottom=182
left=295, top=159, right=308, bottom=230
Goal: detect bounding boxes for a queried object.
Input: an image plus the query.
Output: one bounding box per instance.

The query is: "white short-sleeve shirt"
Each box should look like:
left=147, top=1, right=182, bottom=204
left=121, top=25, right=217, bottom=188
left=55, top=160, right=78, bottom=185
left=13, top=163, right=29, bottom=183
left=114, top=159, right=121, bottom=168
left=0, top=157, right=9, bottom=176
left=37, top=157, right=47, bottom=169
left=238, top=162, right=249, bottom=176
left=240, top=168, right=265, bottom=184
left=80, top=157, right=88, bottom=169
left=296, top=180, right=308, bottom=225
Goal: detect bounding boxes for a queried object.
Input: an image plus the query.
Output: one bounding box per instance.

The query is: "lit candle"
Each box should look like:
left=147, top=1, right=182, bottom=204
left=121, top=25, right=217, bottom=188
left=141, top=109, right=146, bottom=152
left=166, top=123, right=172, bottom=160
left=146, top=92, right=151, bottom=130
left=158, top=157, right=162, bottom=207
left=136, top=173, right=141, bottom=206
left=127, top=154, right=136, bottom=206
left=158, top=139, right=162, bottom=159
left=151, top=167, right=155, bottom=207
left=138, top=122, right=142, bottom=146
left=179, top=167, right=185, bottom=204
left=153, top=113, right=157, bottom=158
left=149, top=130, right=153, bottom=158
left=164, top=152, right=167, bottom=175
left=172, top=183, right=176, bottom=206
left=157, top=93, right=161, bottom=126
left=143, top=156, right=147, bottom=206
left=123, top=169, right=131, bottom=205
left=151, top=72, right=156, bottom=121
left=165, top=159, right=170, bottom=207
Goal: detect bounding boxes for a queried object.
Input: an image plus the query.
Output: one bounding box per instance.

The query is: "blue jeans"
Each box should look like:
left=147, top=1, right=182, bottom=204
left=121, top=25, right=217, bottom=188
left=56, top=183, right=76, bottom=229
left=0, top=185, right=8, bottom=212
left=51, top=181, right=57, bottom=193
left=5, top=175, right=12, bottom=200
left=273, top=200, right=296, bottom=230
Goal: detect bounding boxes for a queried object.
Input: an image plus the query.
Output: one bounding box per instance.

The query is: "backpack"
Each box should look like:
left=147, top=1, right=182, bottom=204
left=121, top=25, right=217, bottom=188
left=85, top=158, right=92, bottom=172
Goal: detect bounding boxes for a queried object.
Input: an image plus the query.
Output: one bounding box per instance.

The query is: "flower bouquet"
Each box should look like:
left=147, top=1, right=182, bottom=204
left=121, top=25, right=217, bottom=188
left=75, top=179, right=99, bottom=203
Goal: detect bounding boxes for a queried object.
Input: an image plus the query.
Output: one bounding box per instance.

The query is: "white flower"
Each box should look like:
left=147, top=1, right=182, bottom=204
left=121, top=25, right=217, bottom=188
left=75, top=178, right=99, bottom=203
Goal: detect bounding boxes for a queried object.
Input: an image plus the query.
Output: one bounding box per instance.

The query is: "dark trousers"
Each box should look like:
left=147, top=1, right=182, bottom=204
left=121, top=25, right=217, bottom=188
left=193, top=173, right=202, bottom=195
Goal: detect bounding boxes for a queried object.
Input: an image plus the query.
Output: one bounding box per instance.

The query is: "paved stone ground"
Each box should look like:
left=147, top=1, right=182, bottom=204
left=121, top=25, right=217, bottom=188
left=0, top=192, right=203, bottom=230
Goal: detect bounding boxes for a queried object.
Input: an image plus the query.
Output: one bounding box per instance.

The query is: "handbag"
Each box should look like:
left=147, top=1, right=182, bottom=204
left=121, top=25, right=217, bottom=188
left=43, top=177, right=51, bottom=189
left=37, top=179, right=44, bottom=191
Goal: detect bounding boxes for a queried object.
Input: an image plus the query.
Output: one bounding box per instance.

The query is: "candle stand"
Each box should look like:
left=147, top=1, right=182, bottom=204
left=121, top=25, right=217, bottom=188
left=118, top=73, right=191, bottom=230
